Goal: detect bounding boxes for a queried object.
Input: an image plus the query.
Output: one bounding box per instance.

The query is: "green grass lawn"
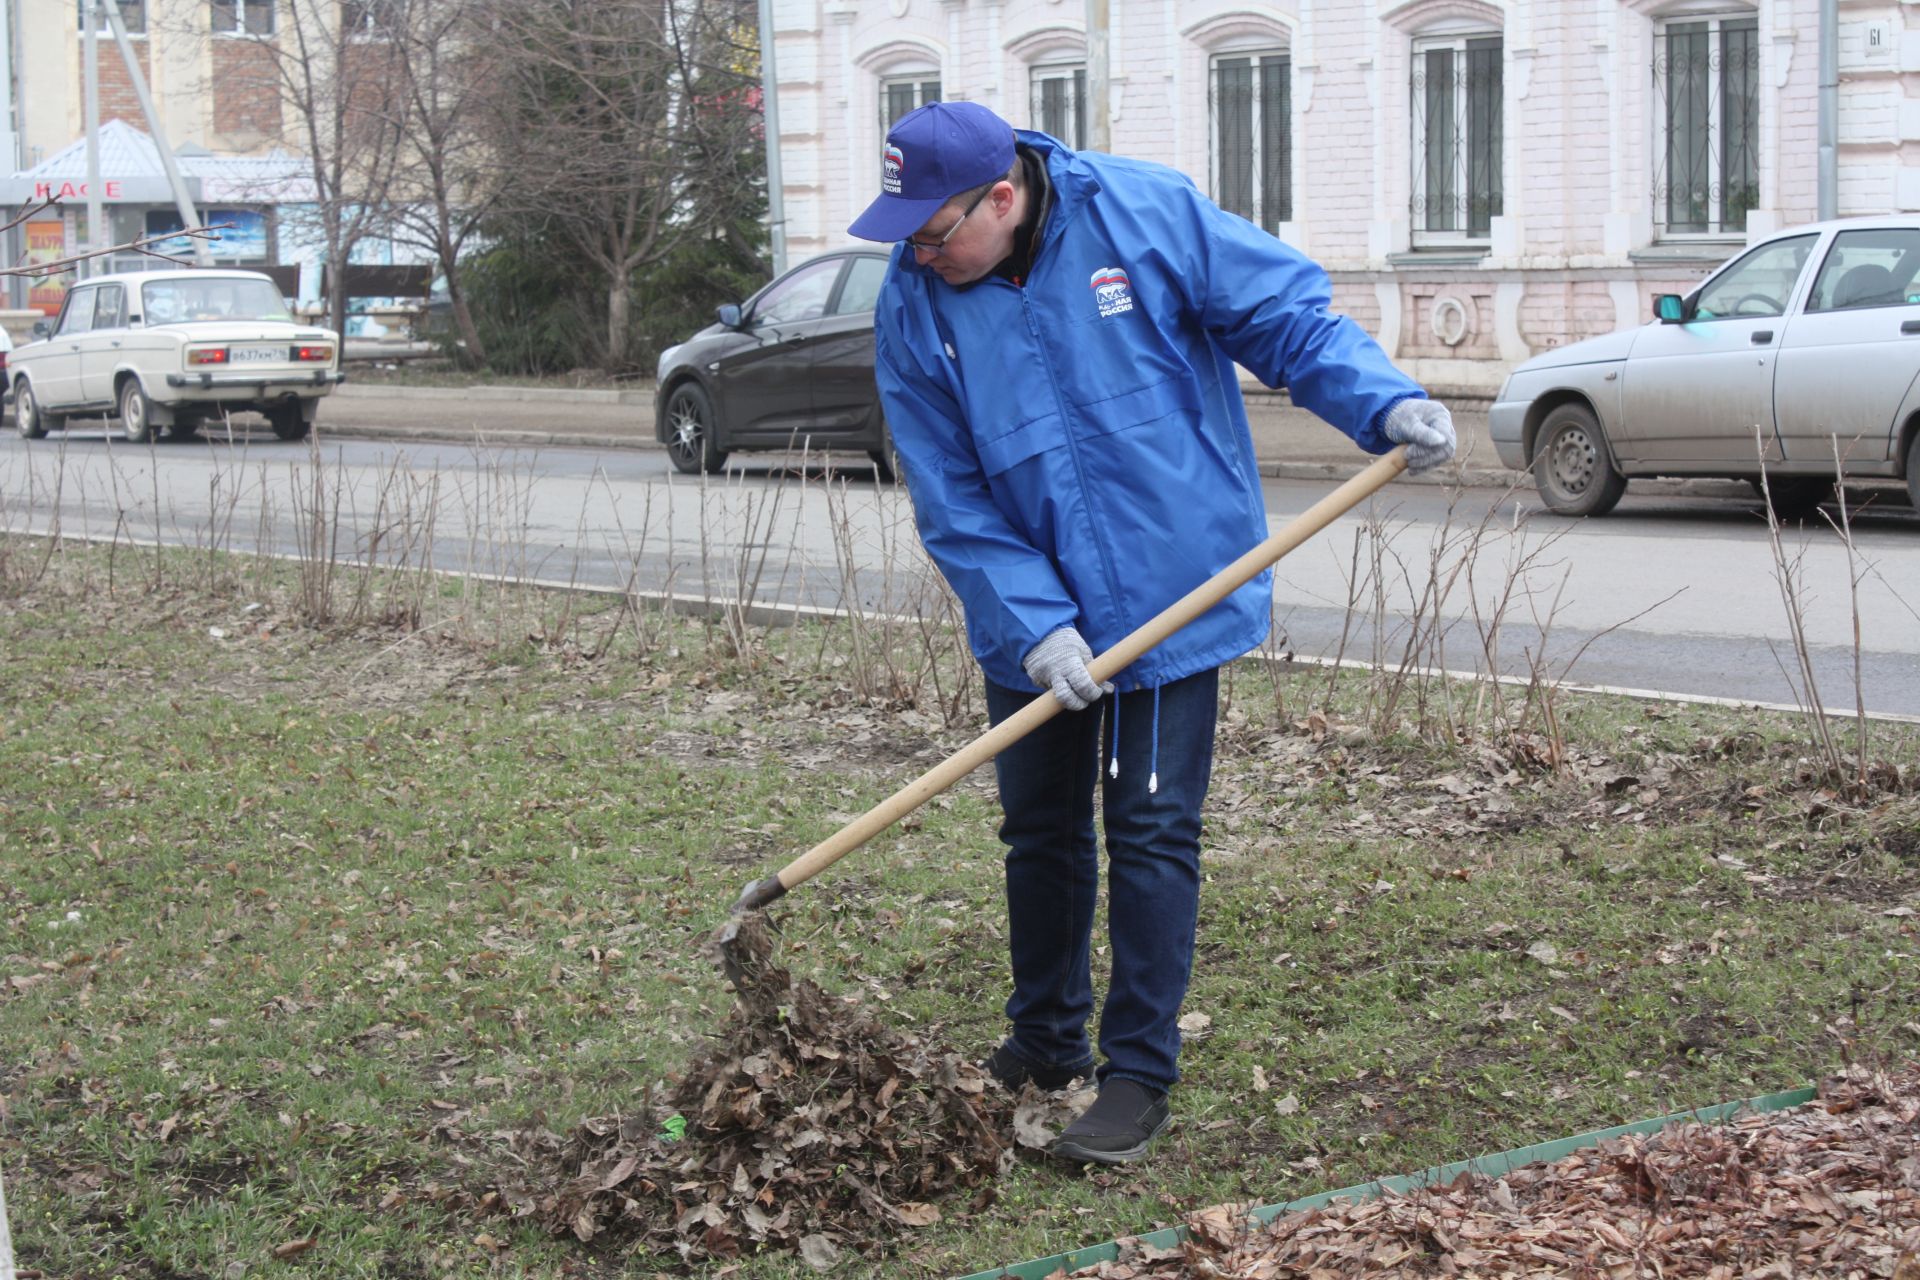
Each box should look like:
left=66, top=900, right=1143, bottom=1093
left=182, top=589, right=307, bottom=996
left=2, top=540, right=1915, bottom=1279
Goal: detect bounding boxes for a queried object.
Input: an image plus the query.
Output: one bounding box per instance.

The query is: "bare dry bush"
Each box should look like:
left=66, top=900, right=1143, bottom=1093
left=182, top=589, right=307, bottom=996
left=1306, top=485, right=1679, bottom=769
left=1756, top=431, right=1912, bottom=803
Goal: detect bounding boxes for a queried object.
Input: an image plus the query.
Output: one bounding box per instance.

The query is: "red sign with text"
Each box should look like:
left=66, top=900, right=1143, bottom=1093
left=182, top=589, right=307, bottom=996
left=34, top=180, right=124, bottom=200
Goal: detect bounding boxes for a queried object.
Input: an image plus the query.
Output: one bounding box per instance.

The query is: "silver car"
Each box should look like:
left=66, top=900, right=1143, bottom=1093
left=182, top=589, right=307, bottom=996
left=1491, top=217, right=1920, bottom=517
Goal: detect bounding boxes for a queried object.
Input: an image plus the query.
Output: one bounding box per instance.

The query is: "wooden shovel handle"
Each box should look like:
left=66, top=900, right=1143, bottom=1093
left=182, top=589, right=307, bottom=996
left=765, top=445, right=1409, bottom=896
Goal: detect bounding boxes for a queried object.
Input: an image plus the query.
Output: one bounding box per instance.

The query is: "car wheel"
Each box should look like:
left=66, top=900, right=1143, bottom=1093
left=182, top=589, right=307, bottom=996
left=664, top=382, right=727, bottom=475
left=1532, top=403, right=1627, bottom=517
left=120, top=378, right=158, bottom=444
left=268, top=402, right=311, bottom=442
left=1904, top=431, right=1920, bottom=512
left=1748, top=476, right=1829, bottom=520
left=14, top=380, right=51, bottom=440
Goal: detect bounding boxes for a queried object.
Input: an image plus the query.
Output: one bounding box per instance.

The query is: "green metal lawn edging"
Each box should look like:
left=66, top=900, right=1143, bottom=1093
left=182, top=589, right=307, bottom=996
left=956, top=1083, right=1817, bottom=1280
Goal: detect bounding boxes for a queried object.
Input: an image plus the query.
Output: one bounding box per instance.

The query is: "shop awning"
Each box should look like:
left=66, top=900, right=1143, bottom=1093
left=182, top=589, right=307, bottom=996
left=0, top=119, right=315, bottom=206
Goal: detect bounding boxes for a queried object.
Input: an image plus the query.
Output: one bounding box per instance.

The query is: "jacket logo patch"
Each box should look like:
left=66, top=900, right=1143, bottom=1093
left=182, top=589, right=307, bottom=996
left=1090, top=267, right=1134, bottom=318
left=882, top=144, right=905, bottom=195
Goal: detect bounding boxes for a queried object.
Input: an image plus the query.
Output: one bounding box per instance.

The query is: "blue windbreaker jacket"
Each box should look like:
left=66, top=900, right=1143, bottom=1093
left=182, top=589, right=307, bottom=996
left=873, top=131, right=1424, bottom=694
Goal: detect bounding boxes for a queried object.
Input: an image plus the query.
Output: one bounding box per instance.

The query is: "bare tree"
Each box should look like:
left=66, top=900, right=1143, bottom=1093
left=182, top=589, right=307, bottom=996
left=362, top=0, right=500, bottom=363
left=223, top=0, right=408, bottom=339
left=474, top=0, right=763, bottom=369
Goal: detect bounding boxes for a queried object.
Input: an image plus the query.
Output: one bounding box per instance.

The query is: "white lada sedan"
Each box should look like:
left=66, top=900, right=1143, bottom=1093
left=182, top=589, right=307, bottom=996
left=11, top=269, right=342, bottom=443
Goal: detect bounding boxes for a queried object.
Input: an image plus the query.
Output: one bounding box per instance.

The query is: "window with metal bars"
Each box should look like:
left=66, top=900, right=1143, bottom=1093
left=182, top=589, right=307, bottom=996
left=881, top=76, right=941, bottom=129
left=1211, top=51, right=1291, bottom=235
left=1653, top=15, right=1758, bottom=238
left=1030, top=64, right=1086, bottom=149
left=212, top=0, right=275, bottom=35
left=1410, top=35, right=1502, bottom=245
left=77, top=0, right=146, bottom=34
left=341, top=0, right=397, bottom=39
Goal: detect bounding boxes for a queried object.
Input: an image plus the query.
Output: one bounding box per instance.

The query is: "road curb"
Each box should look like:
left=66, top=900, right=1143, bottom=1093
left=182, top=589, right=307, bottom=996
left=331, top=380, right=1497, bottom=411
left=315, top=423, right=1789, bottom=500
left=316, top=423, right=654, bottom=451
left=333, top=383, right=655, bottom=406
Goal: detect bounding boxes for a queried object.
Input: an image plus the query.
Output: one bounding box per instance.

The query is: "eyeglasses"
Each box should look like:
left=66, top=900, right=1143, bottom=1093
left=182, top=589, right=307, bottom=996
left=903, top=185, right=992, bottom=256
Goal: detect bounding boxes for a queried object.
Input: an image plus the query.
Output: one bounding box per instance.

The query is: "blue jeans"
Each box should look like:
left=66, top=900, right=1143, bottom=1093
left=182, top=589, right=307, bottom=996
left=984, top=668, right=1219, bottom=1093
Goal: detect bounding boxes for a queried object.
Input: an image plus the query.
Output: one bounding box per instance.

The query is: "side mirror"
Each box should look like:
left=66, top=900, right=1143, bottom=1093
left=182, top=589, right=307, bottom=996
left=30, top=319, right=52, bottom=340
left=716, top=303, right=743, bottom=329
left=1655, top=294, right=1687, bottom=324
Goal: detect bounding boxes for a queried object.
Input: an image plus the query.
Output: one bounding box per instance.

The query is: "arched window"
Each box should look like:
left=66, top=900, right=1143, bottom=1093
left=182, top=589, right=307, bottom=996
left=1006, top=26, right=1088, bottom=147
left=1408, top=18, right=1503, bottom=244
left=856, top=38, right=947, bottom=131
left=880, top=72, right=942, bottom=130
left=1648, top=2, right=1758, bottom=237
left=1186, top=12, right=1296, bottom=235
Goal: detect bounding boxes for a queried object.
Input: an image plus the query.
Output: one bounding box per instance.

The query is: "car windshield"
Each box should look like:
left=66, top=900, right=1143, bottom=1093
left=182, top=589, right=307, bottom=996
left=142, top=277, right=293, bottom=324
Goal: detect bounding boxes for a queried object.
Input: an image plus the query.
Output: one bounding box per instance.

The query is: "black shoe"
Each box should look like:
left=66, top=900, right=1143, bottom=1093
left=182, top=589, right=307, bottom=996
left=1048, top=1078, right=1171, bottom=1165
left=983, top=1042, right=1087, bottom=1091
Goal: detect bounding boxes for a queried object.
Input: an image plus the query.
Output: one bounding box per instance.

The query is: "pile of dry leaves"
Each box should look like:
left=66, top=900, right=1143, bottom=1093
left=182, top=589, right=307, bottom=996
left=1067, top=1064, right=1920, bottom=1279
left=491, top=913, right=1020, bottom=1266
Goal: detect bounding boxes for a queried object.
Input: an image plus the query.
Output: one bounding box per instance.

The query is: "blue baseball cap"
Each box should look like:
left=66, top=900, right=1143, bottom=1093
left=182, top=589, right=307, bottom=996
left=847, top=101, right=1017, bottom=243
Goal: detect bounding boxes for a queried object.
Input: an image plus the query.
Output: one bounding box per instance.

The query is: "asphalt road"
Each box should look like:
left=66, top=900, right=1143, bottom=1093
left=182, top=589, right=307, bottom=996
left=3, top=425, right=1916, bottom=718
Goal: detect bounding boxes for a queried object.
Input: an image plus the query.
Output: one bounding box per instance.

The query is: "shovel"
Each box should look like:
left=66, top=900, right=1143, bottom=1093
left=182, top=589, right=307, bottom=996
left=713, top=446, right=1410, bottom=987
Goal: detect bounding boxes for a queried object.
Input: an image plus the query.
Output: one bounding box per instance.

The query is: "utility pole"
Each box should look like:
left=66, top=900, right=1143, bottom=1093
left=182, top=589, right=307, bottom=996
left=83, top=0, right=104, bottom=277
left=1086, top=0, right=1109, bottom=152
left=100, top=0, right=212, bottom=265
left=1818, top=0, right=1837, bottom=220
left=755, top=0, right=787, bottom=276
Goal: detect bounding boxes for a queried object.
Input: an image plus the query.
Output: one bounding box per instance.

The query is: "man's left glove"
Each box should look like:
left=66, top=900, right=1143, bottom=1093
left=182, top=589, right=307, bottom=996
left=1383, top=399, right=1457, bottom=473
left=1023, top=627, right=1110, bottom=711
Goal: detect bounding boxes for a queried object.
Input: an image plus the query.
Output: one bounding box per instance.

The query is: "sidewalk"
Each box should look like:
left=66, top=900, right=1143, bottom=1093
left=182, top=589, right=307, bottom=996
left=318, top=379, right=1519, bottom=487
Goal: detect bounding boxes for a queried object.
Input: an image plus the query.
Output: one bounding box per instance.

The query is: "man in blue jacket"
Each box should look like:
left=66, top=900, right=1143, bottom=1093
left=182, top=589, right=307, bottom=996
left=848, top=101, right=1454, bottom=1164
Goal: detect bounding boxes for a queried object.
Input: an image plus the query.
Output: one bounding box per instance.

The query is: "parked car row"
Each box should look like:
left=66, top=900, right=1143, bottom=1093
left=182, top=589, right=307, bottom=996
left=1493, top=215, right=1920, bottom=516
left=9, top=269, right=343, bottom=443
left=11, top=229, right=1915, bottom=521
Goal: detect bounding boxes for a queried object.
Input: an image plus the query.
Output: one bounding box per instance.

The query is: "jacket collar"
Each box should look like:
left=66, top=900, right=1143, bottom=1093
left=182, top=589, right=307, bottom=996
left=1013, top=129, right=1100, bottom=250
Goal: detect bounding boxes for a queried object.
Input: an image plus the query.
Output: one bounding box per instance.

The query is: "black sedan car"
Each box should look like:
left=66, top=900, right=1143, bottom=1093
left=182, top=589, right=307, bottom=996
left=655, top=249, right=895, bottom=476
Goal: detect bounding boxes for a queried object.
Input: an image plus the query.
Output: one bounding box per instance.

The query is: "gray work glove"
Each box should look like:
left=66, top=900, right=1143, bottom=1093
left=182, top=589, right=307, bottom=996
left=1382, top=398, right=1458, bottom=473
left=1023, top=627, right=1109, bottom=711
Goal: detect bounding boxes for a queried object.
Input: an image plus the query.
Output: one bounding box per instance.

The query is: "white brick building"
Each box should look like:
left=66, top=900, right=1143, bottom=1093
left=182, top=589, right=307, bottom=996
left=767, top=0, right=1920, bottom=389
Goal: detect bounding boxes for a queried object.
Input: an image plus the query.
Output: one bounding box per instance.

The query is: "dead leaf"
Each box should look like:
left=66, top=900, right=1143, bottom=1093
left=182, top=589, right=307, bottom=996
left=272, top=1239, right=315, bottom=1259
left=798, top=1234, right=840, bottom=1270
left=895, top=1202, right=941, bottom=1227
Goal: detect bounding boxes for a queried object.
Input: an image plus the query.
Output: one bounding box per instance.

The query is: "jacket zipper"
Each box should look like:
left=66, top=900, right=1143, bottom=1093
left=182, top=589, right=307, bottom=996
left=1020, top=278, right=1130, bottom=681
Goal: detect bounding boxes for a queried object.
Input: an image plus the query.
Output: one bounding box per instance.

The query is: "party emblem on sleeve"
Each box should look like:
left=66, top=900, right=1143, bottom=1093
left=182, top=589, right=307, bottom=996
left=1091, top=267, right=1134, bottom=318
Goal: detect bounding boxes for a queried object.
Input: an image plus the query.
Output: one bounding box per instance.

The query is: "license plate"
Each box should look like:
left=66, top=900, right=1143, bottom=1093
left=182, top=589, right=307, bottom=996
left=232, top=345, right=285, bottom=364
